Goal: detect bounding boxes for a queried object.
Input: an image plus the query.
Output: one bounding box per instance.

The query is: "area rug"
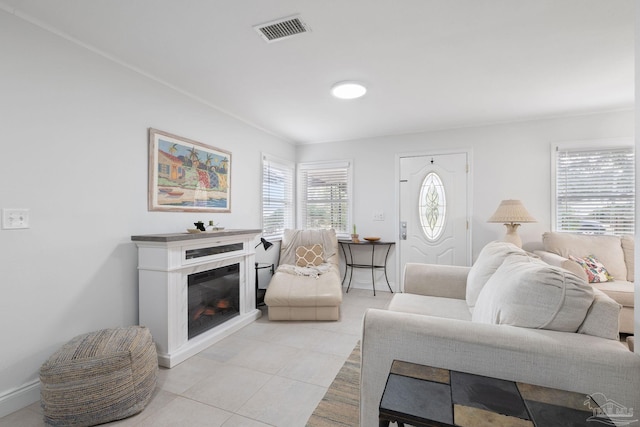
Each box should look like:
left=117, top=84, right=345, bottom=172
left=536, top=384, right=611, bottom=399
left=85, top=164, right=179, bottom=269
left=306, top=341, right=360, bottom=427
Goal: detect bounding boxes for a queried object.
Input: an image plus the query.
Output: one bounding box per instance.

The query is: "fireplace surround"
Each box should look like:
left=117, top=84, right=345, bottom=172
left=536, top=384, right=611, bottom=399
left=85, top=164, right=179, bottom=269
left=132, top=229, right=261, bottom=367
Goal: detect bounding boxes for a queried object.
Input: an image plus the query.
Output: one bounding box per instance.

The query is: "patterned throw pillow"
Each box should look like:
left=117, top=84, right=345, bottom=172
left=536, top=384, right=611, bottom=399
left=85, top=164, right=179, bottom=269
left=569, top=255, right=613, bottom=283
left=295, top=244, right=324, bottom=267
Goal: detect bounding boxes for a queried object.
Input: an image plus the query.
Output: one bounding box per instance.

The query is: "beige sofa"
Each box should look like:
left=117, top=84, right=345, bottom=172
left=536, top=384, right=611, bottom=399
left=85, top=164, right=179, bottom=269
left=264, top=229, right=343, bottom=320
left=360, top=241, right=640, bottom=427
left=534, top=232, right=634, bottom=334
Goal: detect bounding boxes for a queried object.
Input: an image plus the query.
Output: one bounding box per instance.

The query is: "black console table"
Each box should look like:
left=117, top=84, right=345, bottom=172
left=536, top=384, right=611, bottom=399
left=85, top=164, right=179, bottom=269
left=339, top=240, right=395, bottom=296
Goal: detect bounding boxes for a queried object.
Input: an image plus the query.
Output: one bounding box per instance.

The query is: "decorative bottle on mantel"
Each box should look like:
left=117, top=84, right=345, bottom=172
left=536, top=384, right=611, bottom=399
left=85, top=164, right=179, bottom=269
left=351, top=224, right=359, bottom=243
left=207, top=220, right=223, bottom=231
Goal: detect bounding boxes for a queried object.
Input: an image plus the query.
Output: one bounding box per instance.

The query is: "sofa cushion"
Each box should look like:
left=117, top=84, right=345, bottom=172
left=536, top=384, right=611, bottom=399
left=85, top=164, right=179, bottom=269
left=265, top=267, right=342, bottom=307
left=472, top=255, right=594, bottom=332
left=542, top=232, right=627, bottom=281
left=621, top=235, right=634, bottom=282
left=577, top=288, right=621, bottom=340
left=388, top=293, right=471, bottom=321
left=466, top=241, right=525, bottom=312
left=592, top=280, right=635, bottom=307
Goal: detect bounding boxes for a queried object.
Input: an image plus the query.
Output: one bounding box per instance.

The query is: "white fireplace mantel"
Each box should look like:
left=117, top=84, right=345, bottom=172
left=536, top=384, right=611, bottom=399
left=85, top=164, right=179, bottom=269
left=132, top=229, right=262, bottom=367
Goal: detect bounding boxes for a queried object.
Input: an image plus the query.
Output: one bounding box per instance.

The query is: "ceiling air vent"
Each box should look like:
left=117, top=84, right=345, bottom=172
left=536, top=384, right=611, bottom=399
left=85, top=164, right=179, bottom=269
left=254, top=15, right=310, bottom=43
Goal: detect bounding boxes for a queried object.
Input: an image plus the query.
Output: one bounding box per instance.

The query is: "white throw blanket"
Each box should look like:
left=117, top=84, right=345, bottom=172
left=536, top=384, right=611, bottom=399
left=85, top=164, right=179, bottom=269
left=277, top=262, right=332, bottom=279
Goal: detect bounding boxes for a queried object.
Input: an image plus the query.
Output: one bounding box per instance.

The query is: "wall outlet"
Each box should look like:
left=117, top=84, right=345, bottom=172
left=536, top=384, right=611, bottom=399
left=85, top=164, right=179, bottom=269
left=373, top=211, right=385, bottom=221
left=2, top=208, right=30, bottom=229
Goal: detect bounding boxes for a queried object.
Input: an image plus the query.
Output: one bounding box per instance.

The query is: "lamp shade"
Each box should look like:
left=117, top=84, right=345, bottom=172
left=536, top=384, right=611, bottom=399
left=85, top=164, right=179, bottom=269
left=255, top=237, right=274, bottom=251
left=487, top=200, right=536, bottom=224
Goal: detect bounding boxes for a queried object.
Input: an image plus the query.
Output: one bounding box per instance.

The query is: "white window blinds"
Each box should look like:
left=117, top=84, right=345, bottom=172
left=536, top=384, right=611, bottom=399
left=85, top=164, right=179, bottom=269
left=262, top=154, right=295, bottom=238
left=298, top=161, right=352, bottom=236
left=554, top=144, right=634, bottom=235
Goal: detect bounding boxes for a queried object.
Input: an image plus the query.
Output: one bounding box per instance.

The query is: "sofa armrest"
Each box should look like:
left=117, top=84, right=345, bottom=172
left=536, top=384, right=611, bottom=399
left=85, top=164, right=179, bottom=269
left=360, top=308, right=640, bottom=427
left=534, top=250, right=588, bottom=282
left=403, top=263, right=469, bottom=299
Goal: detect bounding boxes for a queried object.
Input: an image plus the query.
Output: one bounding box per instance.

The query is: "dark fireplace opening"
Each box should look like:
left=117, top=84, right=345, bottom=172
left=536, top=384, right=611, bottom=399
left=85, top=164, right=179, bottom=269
left=188, top=263, right=240, bottom=340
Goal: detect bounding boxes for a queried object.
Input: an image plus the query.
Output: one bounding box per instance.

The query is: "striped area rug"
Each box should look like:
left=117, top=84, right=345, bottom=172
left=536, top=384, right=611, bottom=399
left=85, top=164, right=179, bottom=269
left=306, top=342, right=361, bottom=427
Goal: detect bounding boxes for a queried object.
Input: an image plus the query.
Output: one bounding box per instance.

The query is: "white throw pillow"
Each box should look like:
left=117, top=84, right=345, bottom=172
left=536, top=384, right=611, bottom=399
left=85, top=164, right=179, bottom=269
left=466, top=241, right=526, bottom=312
left=472, top=254, right=594, bottom=332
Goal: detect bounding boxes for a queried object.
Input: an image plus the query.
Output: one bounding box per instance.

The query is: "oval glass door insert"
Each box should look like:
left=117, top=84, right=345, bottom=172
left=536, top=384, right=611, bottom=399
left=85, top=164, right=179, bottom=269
left=419, top=172, right=446, bottom=241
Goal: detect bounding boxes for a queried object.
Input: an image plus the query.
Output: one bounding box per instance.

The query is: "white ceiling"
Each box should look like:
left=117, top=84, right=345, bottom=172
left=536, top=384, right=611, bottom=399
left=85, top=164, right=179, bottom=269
left=1, top=0, right=634, bottom=144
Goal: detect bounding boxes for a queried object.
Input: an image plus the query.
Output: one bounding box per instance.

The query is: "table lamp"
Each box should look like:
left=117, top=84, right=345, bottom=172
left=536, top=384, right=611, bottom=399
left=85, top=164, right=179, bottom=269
left=255, top=237, right=274, bottom=251
left=487, top=199, right=536, bottom=248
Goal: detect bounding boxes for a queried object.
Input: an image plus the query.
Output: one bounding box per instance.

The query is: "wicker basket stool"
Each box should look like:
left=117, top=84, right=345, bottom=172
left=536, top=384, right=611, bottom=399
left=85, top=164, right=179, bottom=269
left=40, top=326, right=158, bottom=426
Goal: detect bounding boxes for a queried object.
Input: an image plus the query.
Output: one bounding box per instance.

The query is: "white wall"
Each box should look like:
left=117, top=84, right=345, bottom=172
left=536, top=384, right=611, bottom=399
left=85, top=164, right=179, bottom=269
left=0, top=11, right=295, bottom=415
left=297, top=110, right=634, bottom=289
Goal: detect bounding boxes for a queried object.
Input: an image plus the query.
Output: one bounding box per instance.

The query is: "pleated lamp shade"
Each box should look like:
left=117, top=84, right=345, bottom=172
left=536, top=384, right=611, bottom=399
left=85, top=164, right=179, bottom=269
left=488, top=199, right=536, bottom=224
left=487, top=200, right=536, bottom=248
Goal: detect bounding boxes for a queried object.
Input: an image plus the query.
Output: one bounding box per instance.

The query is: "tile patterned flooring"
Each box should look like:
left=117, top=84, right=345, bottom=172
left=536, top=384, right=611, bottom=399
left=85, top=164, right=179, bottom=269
left=0, top=288, right=393, bottom=427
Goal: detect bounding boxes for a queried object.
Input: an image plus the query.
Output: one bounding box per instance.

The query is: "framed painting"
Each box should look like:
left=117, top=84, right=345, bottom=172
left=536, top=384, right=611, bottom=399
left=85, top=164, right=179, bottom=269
left=148, top=128, right=231, bottom=212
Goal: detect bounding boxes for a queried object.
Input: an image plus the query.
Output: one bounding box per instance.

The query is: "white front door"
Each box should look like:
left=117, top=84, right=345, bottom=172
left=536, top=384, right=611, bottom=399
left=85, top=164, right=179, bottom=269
left=399, top=152, right=470, bottom=288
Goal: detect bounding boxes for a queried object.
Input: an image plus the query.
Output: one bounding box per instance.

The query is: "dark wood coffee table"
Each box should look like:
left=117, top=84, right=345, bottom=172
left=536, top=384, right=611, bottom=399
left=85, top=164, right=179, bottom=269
left=379, top=360, right=611, bottom=427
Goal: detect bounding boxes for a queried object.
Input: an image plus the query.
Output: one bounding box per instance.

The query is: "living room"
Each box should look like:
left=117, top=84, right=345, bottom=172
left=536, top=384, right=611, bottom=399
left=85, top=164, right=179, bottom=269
left=0, top=0, right=637, bottom=425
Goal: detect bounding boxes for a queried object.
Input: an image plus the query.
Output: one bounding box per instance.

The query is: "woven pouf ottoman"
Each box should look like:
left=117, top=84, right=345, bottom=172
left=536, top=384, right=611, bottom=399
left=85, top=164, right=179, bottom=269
left=40, top=326, right=158, bottom=427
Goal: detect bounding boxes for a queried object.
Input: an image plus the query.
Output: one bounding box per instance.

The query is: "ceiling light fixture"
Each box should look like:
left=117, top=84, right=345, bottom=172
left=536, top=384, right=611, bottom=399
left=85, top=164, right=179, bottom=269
left=331, top=81, right=367, bottom=100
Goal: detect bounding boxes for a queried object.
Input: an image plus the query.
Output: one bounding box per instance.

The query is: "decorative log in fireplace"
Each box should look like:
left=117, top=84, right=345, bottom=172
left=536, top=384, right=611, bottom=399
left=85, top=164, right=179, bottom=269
left=188, top=263, right=240, bottom=339
left=132, top=229, right=262, bottom=368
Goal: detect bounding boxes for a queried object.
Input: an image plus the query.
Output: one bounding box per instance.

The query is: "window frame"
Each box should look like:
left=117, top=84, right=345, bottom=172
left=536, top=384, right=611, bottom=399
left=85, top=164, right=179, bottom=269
left=551, top=138, right=634, bottom=235
left=297, top=160, right=353, bottom=239
left=261, top=153, right=295, bottom=239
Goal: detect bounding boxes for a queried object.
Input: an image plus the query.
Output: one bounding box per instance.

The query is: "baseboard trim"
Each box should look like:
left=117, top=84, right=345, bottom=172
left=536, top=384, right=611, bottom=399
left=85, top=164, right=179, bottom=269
left=0, top=380, right=40, bottom=418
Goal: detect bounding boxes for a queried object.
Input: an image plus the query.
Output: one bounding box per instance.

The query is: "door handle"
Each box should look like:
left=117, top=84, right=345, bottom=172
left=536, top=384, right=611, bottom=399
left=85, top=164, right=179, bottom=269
left=400, top=221, right=407, bottom=240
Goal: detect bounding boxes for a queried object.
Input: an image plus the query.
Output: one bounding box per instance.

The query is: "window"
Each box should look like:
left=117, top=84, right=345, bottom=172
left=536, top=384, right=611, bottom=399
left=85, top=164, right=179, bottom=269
left=419, top=172, right=446, bottom=241
left=262, top=154, right=295, bottom=238
left=298, top=160, right=352, bottom=237
left=553, top=140, right=634, bottom=235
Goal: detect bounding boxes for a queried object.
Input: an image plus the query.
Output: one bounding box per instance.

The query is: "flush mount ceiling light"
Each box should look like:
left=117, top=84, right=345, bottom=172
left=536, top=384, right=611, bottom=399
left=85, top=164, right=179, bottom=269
left=331, top=81, right=367, bottom=99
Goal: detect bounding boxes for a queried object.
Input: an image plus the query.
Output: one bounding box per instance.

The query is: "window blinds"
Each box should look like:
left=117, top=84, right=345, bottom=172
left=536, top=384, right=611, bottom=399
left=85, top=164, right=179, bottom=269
left=298, top=161, right=351, bottom=235
left=555, top=146, right=634, bottom=235
left=262, top=155, right=294, bottom=237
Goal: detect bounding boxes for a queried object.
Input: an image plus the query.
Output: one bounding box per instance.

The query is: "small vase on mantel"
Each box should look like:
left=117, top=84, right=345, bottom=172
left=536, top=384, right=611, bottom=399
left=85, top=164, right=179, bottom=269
left=351, top=234, right=360, bottom=243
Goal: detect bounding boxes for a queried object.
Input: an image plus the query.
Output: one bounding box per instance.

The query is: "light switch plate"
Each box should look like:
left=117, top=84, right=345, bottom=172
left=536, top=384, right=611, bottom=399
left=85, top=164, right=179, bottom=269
left=2, top=208, right=30, bottom=229
left=373, top=211, right=385, bottom=221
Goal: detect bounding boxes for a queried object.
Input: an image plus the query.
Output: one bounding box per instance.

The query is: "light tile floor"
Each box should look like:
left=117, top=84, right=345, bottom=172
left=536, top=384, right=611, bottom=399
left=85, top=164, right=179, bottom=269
left=0, top=288, right=393, bottom=427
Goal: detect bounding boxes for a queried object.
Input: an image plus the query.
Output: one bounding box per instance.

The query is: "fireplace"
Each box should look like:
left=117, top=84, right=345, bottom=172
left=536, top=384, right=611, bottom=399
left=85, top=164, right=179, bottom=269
left=132, top=229, right=262, bottom=368
left=188, top=263, right=240, bottom=339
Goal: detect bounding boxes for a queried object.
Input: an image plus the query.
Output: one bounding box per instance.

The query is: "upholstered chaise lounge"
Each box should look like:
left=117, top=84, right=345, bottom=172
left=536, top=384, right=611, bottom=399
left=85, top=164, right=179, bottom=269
left=264, top=229, right=343, bottom=320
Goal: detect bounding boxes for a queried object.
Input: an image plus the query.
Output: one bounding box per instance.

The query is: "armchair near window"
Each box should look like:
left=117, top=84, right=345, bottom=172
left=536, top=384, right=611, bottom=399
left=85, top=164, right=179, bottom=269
left=264, top=229, right=343, bottom=320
